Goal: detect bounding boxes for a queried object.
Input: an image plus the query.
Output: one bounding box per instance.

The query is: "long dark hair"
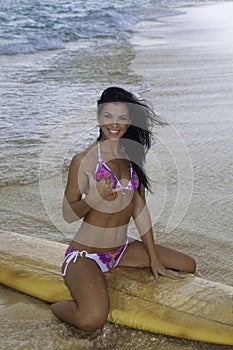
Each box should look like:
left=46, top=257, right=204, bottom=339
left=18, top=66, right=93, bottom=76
left=97, top=87, right=166, bottom=193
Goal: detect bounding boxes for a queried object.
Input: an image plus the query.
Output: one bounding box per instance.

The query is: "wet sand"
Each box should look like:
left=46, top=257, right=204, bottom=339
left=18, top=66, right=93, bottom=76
left=131, top=1, right=233, bottom=285
left=1, top=2, right=233, bottom=349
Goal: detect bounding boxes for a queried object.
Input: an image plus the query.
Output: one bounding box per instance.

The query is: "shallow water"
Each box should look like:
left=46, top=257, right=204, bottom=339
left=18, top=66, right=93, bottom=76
left=0, top=0, right=183, bottom=187
left=1, top=1, right=233, bottom=349
left=131, top=2, right=233, bottom=286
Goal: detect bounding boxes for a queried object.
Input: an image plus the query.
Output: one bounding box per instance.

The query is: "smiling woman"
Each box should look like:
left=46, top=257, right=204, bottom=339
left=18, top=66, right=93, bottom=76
left=97, top=103, right=131, bottom=140
left=96, top=86, right=166, bottom=194
left=49, top=86, right=196, bottom=332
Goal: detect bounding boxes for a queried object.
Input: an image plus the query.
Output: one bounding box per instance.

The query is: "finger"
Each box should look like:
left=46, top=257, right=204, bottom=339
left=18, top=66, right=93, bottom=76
left=112, top=188, right=120, bottom=192
left=108, top=178, right=112, bottom=186
left=104, top=178, right=110, bottom=189
left=105, top=178, right=114, bottom=192
left=84, top=171, right=95, bottom=183
left=84, top=171, right=92, bottom=177
left=169, top=269, right=186, bottom=278
left=157, top=266, right=179, bottom=280
left=151, top=268, right=159, bottom=280
left=166, top=270, right=185, bottom=280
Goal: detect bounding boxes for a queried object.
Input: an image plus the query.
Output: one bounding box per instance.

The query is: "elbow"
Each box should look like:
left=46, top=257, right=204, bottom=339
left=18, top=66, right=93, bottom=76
left=62, top=209, right=74, bottom=223
left=62, top=204, right=80, bottom=224
left=63, top=213, right=75, bottom=224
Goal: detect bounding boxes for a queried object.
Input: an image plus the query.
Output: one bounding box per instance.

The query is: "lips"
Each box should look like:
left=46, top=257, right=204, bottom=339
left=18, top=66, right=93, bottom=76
left=108, top=128, right=120, bottom=135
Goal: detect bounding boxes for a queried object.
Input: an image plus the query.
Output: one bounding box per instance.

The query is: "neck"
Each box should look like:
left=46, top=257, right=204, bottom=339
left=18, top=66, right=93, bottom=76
left=99, top=138, right=122, bottom=159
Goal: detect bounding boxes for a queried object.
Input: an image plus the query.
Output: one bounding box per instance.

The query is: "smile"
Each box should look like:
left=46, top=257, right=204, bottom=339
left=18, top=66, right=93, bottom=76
left=108, top=128, right=120, bottom=135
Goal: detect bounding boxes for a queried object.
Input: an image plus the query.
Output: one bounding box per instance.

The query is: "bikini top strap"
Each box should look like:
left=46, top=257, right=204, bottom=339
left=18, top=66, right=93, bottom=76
left=97, top=142, right=102, bottom=163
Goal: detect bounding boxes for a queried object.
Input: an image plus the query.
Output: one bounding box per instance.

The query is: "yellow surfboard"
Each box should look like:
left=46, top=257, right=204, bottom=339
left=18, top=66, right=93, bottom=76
left=0, top=231, right=232, bottom=345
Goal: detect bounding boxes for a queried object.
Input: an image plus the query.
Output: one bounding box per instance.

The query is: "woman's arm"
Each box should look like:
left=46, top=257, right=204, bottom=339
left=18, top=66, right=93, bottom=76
left=132, top=190, right=183, bottom=279
left=63, top=153, right=115, bottom=223
left=62, top=154, right=94, bottom=223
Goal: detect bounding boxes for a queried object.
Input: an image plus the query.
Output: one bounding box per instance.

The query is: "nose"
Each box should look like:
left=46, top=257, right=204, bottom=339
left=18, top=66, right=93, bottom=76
left=111, top=117, right=118, bottom=127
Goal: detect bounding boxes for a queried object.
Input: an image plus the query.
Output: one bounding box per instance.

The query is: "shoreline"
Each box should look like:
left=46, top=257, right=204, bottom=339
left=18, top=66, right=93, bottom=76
left=130, top=1, right=233, bottom=285
left=1, top=2, right=233, bottom=349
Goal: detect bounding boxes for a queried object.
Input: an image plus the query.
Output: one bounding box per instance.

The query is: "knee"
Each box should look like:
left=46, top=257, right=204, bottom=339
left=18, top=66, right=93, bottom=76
left=188, top=256, right=197, bottom=274
left=80, top=313, right=107, bottom=331
left=75, top=308, right=108, bottom=331
left=82, top=317, right=106, bottom=331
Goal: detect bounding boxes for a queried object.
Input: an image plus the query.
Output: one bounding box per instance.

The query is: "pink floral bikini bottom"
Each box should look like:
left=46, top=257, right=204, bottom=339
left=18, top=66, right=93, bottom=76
left=61, top=240, right=128, bottom=276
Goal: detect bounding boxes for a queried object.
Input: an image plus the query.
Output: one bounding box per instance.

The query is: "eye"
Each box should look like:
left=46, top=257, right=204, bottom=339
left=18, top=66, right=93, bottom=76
left=119, top=115, right=130, bottom=122
left=103, top=113, right=112, bottom=119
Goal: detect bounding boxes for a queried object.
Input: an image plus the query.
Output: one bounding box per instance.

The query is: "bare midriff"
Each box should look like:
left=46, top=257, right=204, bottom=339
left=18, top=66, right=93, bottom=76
left=72, top=202, right=133, bottom=253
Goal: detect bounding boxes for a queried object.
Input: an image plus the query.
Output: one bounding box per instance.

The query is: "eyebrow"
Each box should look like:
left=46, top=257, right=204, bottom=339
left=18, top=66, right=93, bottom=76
left=103, top=112, right=129, bottom=118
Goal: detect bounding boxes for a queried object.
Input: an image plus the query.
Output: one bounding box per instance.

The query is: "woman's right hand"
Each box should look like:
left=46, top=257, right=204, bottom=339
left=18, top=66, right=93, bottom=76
left=85, top=171, right=116, bottom=204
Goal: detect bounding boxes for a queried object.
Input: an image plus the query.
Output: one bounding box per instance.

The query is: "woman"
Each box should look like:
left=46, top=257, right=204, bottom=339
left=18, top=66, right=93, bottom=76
left=50, top=87, right=196, bottom=331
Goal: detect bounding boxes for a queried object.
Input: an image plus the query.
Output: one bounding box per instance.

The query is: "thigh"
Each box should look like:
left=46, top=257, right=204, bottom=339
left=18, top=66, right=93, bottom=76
left=119, top=240, right=196, bottom=273
left=64, top=256, right=109, bottom=316
left=118, top=240, right=150, bottom=268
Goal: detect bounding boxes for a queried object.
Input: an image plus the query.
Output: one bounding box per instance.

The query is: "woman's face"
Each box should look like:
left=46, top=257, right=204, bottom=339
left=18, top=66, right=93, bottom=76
left=98, top=103, right=131, bottom=140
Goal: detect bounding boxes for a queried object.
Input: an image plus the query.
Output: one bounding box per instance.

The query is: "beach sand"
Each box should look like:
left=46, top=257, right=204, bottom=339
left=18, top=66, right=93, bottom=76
left=131, top=1, right=233, bottom=285
left=1, top=2, right=233, bottom=349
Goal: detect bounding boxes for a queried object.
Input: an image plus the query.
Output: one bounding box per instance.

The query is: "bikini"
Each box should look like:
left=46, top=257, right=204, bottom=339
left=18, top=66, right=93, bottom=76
left=61, top=242, right=128, bottom=276
left=95, top=142, right=139, bottom=194
left=61, top=142, right=139, bottom=276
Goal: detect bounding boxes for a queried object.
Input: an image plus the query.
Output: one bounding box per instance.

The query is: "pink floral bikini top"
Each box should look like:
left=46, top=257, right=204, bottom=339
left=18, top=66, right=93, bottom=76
left=95, top=143, right=139, bottom=193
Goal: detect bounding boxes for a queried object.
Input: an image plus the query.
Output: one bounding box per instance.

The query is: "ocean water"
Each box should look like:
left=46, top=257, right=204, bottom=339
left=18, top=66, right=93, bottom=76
left=0, top=0, right=205, bottom=186
left=0, top=1, right=233, bottom=349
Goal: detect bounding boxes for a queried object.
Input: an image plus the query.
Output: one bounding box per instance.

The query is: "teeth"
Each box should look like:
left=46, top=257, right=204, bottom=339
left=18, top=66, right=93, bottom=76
left=109, top=129, right=119, bottom=134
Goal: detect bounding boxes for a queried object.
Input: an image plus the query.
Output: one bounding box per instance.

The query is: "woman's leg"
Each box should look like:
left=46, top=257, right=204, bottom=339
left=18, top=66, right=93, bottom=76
left=119, top=240, right=196, bottom=273
left=50, top=257, right=109, bottom=331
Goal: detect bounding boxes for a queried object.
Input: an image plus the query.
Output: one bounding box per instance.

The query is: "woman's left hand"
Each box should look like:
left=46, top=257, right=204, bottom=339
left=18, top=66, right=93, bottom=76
left=150, top=260, right=185, bottom=280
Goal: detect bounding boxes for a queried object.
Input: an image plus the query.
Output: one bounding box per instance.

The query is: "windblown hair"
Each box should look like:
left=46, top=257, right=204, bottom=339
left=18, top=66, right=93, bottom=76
left=97, top=87, right=166, bottom=193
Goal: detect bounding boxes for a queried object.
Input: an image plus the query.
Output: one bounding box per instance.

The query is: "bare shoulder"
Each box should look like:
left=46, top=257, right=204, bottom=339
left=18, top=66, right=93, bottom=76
left=70, top=142, right=98, bottom=172
left=133, top=186, right=146, bottom=202
left=71, top=150, right=87, bottom=168
left=65, top=142, right=98, bottom=197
